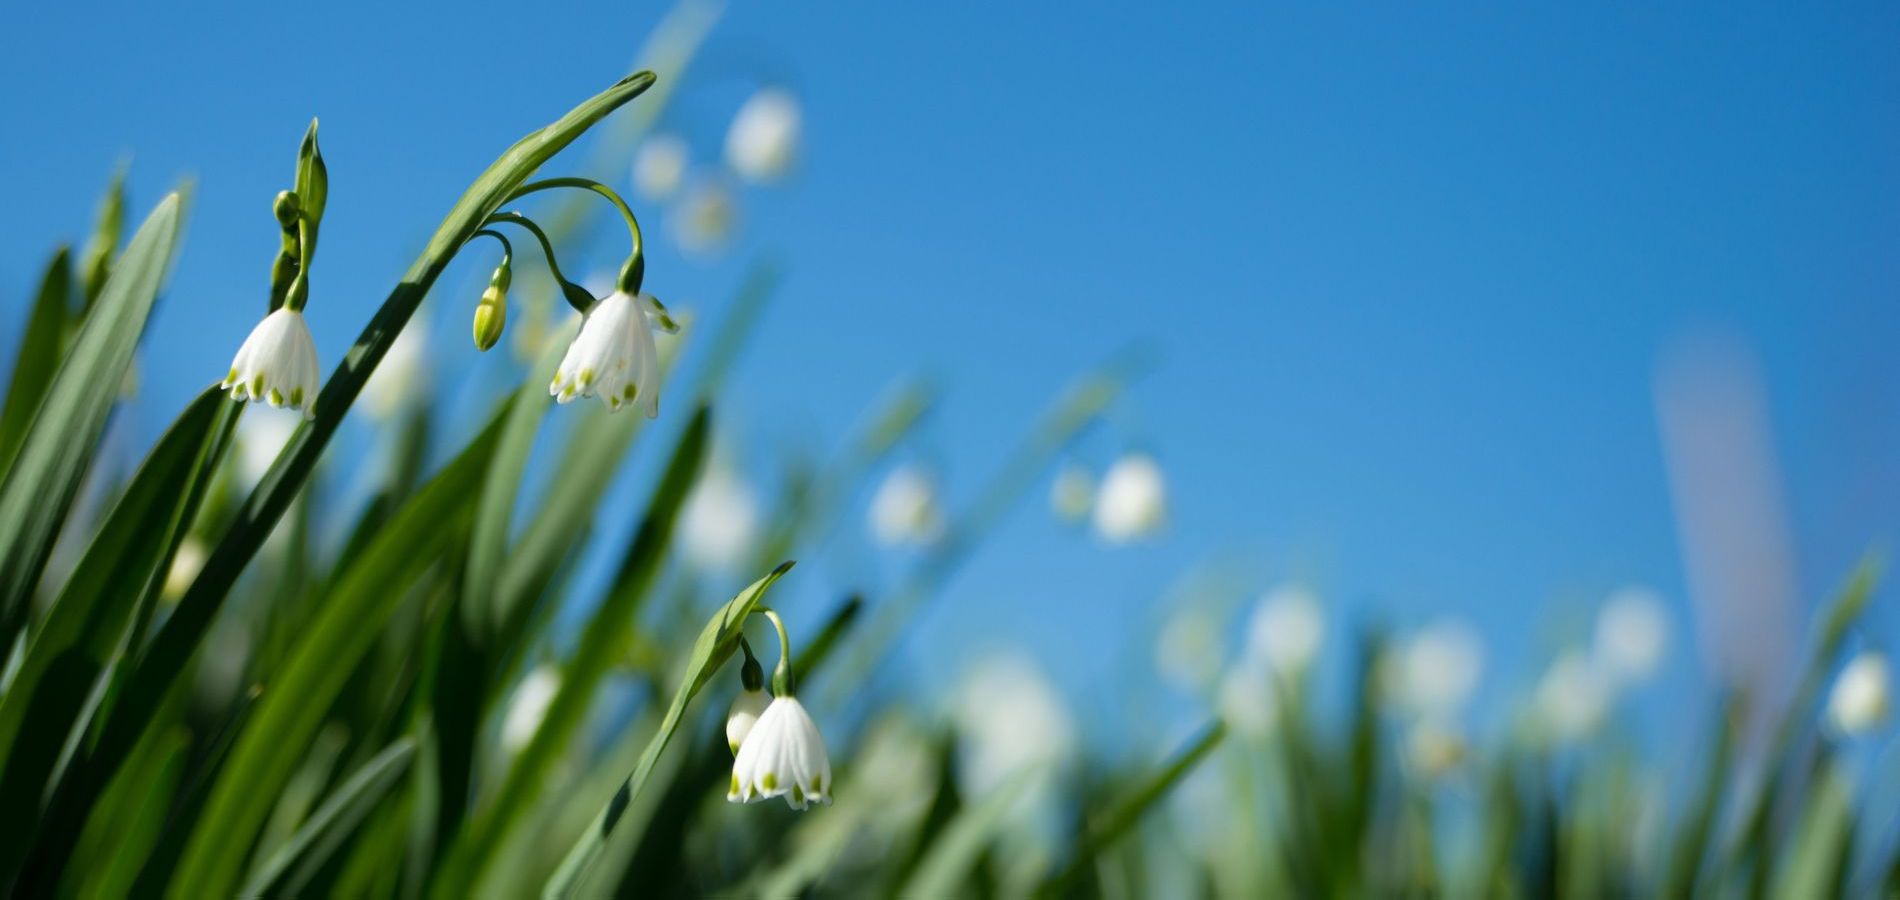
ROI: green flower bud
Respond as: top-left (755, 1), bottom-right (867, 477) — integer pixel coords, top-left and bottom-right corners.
top-left (473, 263), bottom-right (510, 352)
top-left (273, 190), bottom-right (302, 232)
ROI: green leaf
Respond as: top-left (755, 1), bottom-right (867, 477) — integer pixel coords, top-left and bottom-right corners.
top-left (0, 191), bottom-right (186, 645)
top-left (543, 559), bottom-right (797, 898)
top-left (240, 737), bottom-right (416, 898)
top-left (166, 401), bottom-right (511, 899)
top-left (78, 167), bottom-right (127, 307)
top-left (900, 767), bottom-right (1041, 898)
top-left (0, 248), bottom-right (74, 478)
top-left (67, 727), bottom-right (189, 900)
top-left (294, 119), bottom-right (328, 258)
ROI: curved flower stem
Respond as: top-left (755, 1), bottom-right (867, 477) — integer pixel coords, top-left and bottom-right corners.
top-left (466, 227), bottom-right (514, 263)
top-left (481, 212), bottom-right (590, 313)
top-left (756, 607), bottom-right (795, 695)
top-left (506, 177), bottom-right (646, 292)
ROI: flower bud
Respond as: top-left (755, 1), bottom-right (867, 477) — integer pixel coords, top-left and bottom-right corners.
top-left (272, 190), bottom-right (302, 232)
top-left (473, 263), bottom-right (510, 352)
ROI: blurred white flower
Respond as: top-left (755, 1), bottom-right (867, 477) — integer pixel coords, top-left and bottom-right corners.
top-left (1402, 718), bottom-right (1467, 780)
top-left (679, 465), bottom-right (761, 572)
top-left (671, 174), bottom-right (739, 254)
top-left (1533, 651), bottom-right (1611, 742)
top-left (1156, 606), bottom-right (1222, 692)
top-left (1393, 620), bottom-right (1485, 718)
top-left (632, 133), bottom-right (690, 201)
top-left (1594, 587), bottom-right (1670, 684)
top-left (501, 666), bottom-right (560, 752)
top-left (868, 465), bottom-right (945, 547)
top-left (235, 411), bottom-right (297, 484)
top-left (954, 653), bottom-right (1077, 796)
top-left (222, 307), bottom-right (321, 419)
top-left (1245, 584), bottom-right (1326, 676)
top-left (549, 291), bottom-right (678, 417)
top-left (162, 538), bottom-right (207, 601)
top-left (1049, 463), bottom-right (1094, 524)
top-left (1093, 453), bottom-right (1167, 543)
top-left (725, 688), bottom-right (769, 754)
top-left (850, 715), bottom-right (937, 824)
top-left (725, 87), bottom-right (801, 183)
top-left (1217, 664), bottom-right (1280, 738)
top-left (729, 695), bottom-right (832, 810)
top-left (362, 322), bottom-right (428, 420)
top-left (1826, 652), bottom-right (1890, 736)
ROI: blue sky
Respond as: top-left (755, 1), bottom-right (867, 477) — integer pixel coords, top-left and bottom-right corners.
top-left (2, 2), bottom-right (1897, 744)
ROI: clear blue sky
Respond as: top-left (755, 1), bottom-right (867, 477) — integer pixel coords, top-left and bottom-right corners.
top-left (3, 2), bottom-right (1897, 743)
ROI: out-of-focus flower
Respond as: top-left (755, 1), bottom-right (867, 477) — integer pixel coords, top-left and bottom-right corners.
top-left (1156, 605), bottom-right (1222, 692)
top-left (729, 695), bottom-right (832, 810)
top-left (725, 87), bottom-right (801, 183)
top-left (550, 291), bottom-right (678, 417)
top-left (1217, 664), bottom-right (1280, 738)
top-left (680, 465), bottom-right (761, 572)
top-left (236, 411), bottom-right (298, 484)
top-left (1245, 585), bottom-right (1326, 676)
top-left (725, 688), bottom-right (769, 754)
top-left (1391, 620), bottom-right (1484, 718)
top-left (632, 133), bottom-right (690, 201)
top-left (1403, 718), bottom-right (1466, 780)
top-left (222, 308), bottom-right (321, 419)
top-left (1533, 651), bottom-right (1611, 742)
top-left (1093, 453), bottom-right (1167, 543)
top-left (162, 538), bottom-right (207, 601)
top-left (501, 666), bottom-right (560, 752)
top-left (362, 322), bottom-right (427, 420)
top-left (671, 174), bottom-right (739, 254)
top-left (850, 715), bottom-right (937, 824)
top-left (1049, 463), bottom-right (1094, 524)
top-left (953, 653), bottom-right (1077, 796)
top-left (1594, 587), bottom-right (1670, 684)
top-left (868, 465), bottom-right (945, 547)
top-left (1826, 652), bottom-right (1890, 736)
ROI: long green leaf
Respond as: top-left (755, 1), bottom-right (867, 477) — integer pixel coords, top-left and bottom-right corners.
top-left (543, 559), bottom-right (796, 898)
top-left (900, 768), bottom-right (1041, 898)
top-left (68, 727), bottom-right (189, 900)
top-left (1037, 722), bottom-right (1227, 897)
top-left (0, 247), bottom-right (74, 478)
top-left (166, 401), bottom-right (510, 898)
top-left (0, 192), bottom-right (185, 644)
top-left (240, 737), bottom-right (417, 898)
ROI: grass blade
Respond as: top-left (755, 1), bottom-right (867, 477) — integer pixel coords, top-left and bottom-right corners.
top-left (0, 248), bottom-right (74, 478)
top-left (240, 738), bottom-right (417, 898)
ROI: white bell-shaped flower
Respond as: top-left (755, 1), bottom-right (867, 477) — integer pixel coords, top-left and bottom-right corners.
top-left (549, 290), bottom-right (676, 416)
top-left (868, 465), bottom-right (945, 547)
top-left (728, 695), bottom-right (832, 809)
top-left (1533, 651), bottom-right (1612, 742)
top-left (1093, 453), bottom-right (1167, 543)
top-left (633, 133), bottom-right (689, 201)
top-left (1826, 652), bottom-right (1891, 736)
top-left (1245, 584), bottom-right (1326, 676)
top-left (1594, 587), bottom-right (1670, 684)
top-left (725, 688), bottom-right (770, 755)
top-left (725, 87), bottom-right (801, 183)
top-left (1390, 620), bottom-right (1485, 718)
top-left (222, 307), bottom-right (321, 419)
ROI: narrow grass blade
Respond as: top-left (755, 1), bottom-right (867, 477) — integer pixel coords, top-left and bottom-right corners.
top-left (0, 248), bottom-right (74, 478)
top-left (899, 767), bottom-right (1040, 898)
top-left (0, 192), bottom-right (186, 644)
top-left (240, 738), bottom-right (417, 898)
top-left (66, 727), bottom-right (189, 900)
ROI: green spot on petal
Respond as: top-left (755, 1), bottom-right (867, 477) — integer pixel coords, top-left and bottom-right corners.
top-left (730, 773), bottom-right (740, 794)
top-left (762, 772), bottom-right (777, 791)
top-left (792, 785), bottom-right (805, 805)
top-left (290, 386), bottom-right (304, 405)
top-left (269, 388), bottom-right (284, 406)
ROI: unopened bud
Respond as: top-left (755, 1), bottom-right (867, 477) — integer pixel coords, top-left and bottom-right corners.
top-left (273, 190), bottom-right (301, 231)
top-left (472, 264), bottom-right (510, 352)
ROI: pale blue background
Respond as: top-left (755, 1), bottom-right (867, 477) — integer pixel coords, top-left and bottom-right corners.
top-left (2, 2), bottom-right (1897, 746)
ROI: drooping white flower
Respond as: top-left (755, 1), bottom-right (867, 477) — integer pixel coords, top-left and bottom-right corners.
top-left (222, 307), bottom-right (321, 419)
top-left (549, 290), bottom-right (677, 416)
top-left (1391, 620), bottom-right (1485, 718)
top-left (671, 174), bottom-right (739, 255)
top-left (725, 87), bottom-right (801, 183)
top-left (1245, 584), bottom-right (1326, 676)
top-left (1533, 651), bottom-right (1612, 742)
top-left (632, 133), bottom-right (690, 201)
top-left (869, 465), bottom-right (945, 547)
top-left (235, 410), bottom-right (297, 485)
top-left (1092, 453), bottom-right (1167, 543)
top-left (1594, 587), bottom-right (1670, 684)
top-left (729, 695), bottom-right (832, 809)
top-left (725, 688), bottom-right (770, 755)
top-left (1049, 463), bottom-right (1094, 524)
top-left (1403, 718), bottom-right (1466, 780)
top-left (1826, 652), bottom-right (1891, 736)
top-left (1217, 664), bottom-right (1280, 738)
top-left (501, 666), bottom-right (560, 752)
top-left (680, 465), bottom-right (761, 572)
top-left (162, 538), bottom-right (207, 601)
top-left (953, 653), bottom-right (1077, 796)
top-left (362, 322), bottom-right (428, 420)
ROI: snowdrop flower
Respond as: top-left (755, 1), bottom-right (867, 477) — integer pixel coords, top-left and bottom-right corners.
top-left (1594, 587), bottom-right (1670, 684)
top-left (954, 653), bottom-right (1077, 796)
top-left (162, 538), bottom-right (207, 601)
top-left (725, 87), bottom-right (801, 183)
top-left (725, 688), bottom-right (769, 754)
top-left (729, 695), bottom-right (832, 809)
top-left (221, 307), bottom-right (321, 419)
top-left (1217, 664), bottom-right (1280, 738)
top-left (1403, 718), bottom-right (1467, 780)
top-left (869, 465), bottom-right (945, 547)
top-left (1245, 585), bottom-right (1326, 676)
top-left (235, 411), bottom-right (297, 484)
top-left (501, 666), bottom-right (560, 752)
top-left (632, 133), bottom-right (689, 201)
top-left (1533, 651), bottom-right (1611, 742)
top-left (549, 290), bottom-right (677, 416)
top-left (680, 465), bottom-right (761, 572)
top-left (1093, 453), bottom-right (1167, 543)
top-left (1049, 463), bottom-right (1094, 524)
top-left (362, 322), bottom-right (427, 420)
top-left (1826, 652), bottom-right (1890, 736)
top-left (671, 175), bottom-right (739, 255)
top-left (1392, 620), bottom-right (1484, 718)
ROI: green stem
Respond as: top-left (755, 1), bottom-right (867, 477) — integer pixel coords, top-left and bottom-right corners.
top-left (467, 228), bottom-right (514, 263)
top-left (757, 608), bottom-right (794, 695)
top-left (507, 178), bottom-right (645, 292)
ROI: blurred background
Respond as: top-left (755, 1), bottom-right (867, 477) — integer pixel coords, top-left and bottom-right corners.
top-left (2, 3), bottom-right (1899, 890)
